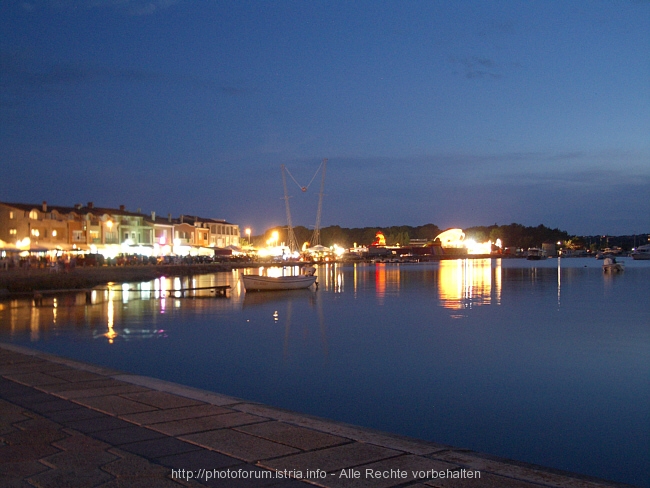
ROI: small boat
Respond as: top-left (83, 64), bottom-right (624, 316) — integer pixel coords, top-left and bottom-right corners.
top-left (631, 244), bottom-right (650, 260)
top-left (602, 257), bottom-right (625, 273)
top-left (526, 248), bottom-right (545, 260)
top-left (241, 267), bottom-right (317, 292)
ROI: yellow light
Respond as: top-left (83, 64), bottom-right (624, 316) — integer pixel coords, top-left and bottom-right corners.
top-left (106, 220), bottom-right (113, 229)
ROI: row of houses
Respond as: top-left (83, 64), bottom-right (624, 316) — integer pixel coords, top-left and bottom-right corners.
top-left (0, 201), bottom-right (241, 258)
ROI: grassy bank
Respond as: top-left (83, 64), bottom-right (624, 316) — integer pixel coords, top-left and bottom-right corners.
top-left (0, 264), bottom-right (239, 294)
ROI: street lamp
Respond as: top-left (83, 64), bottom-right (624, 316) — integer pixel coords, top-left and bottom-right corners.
top-left (245, 228), bottom-right (251, 246)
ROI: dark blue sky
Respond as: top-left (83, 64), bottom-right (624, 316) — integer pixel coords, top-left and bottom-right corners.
top-left (1, 1), bottom-right (649, 236)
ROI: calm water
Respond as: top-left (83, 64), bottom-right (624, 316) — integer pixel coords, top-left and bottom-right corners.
top-left (1, 258), bottom-right (649, 487)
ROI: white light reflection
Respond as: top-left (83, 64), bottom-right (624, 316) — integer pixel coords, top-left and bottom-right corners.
top-left (122, 283), bottom-right (130, 303)
top-left (106, 294), bottom-right (116, 343)
top-left (30, 306), bottom-right (39, 341)
top-left (557, 257), bottom-right (561, 308)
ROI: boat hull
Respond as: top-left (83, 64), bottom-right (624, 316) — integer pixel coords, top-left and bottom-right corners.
top-left (603, 264), bottom-right (625, 272)
top-left (241, 274), bottom-right (317, 291)
top-left (631, 253), bottom-right (650, 260)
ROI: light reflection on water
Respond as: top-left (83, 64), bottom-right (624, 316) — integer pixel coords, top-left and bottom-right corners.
top-left (1, 258), bottom-right (649, 487)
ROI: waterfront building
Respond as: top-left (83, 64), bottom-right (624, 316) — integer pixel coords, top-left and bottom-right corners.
top-left (0, 201), bottom-right (240, 258)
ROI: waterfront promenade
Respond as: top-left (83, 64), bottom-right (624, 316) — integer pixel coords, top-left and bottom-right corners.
top-left (0, 343), bottom-right (635, 488)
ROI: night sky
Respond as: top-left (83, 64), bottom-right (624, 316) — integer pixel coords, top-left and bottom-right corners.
top-left (2, 1), bottom-right (649, 236)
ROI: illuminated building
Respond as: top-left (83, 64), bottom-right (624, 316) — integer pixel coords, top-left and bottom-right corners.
top-left (0, 201), bottom-right (240, 258)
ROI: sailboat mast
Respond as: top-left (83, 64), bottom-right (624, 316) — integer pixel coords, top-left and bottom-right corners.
top-left (281, 165), bottom-right (299, 253)
top-left (310, 158), bottom-right (328, 247)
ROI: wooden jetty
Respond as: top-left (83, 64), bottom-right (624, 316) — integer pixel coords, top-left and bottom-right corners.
top-left (32, 285), bottom-right (230, 306)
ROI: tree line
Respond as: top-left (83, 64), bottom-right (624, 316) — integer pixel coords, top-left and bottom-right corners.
top-left (257, 223), bottom-right (577, 250)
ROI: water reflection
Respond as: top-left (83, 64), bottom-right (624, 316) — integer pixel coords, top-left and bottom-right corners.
top-left (438, 258), bottom-right (499, 310)
top-left (0, 271), bottom-right (242, 344)
top-left (0, 259), bottom-right (637, 346)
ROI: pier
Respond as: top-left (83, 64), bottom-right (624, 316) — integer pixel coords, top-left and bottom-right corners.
top-left (30, 285), bottom-right (230, 306)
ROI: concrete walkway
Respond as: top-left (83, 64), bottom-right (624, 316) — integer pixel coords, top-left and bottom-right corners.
top-left (0, 343), bottom-right (635, 488)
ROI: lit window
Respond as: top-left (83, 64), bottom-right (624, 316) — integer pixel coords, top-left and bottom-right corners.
top-left (9, 211), bottom-right (14, 219)
top-left (9, 228), bottom-right (17, 235)
top-left (52, 230), bottom-right (57, 237)
top-left (31, 229), bottom-right (40, 237)
top-left (29, 210), bottom-right (38, 219)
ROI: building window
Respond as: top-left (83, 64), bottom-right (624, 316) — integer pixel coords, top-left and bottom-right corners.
top-left (31, 229), bottom-right (40, 237)
top-left (9, 211), bottom-right (14, 219)
top-left (72, 230), bottom-right (84, 242)
top-left (9, 228), bottom-right (17, 235)
top-left (29, 210), bottom-right (39, 219)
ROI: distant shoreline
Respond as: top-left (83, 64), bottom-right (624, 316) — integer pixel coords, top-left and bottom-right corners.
top-left (0, 255), bottom-right (511, 295)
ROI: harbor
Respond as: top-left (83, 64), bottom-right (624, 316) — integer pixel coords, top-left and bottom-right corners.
top-left (1, 259), bottom-right (648, 487)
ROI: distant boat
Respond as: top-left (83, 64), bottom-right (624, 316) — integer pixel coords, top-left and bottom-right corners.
top-left (526, 248), bottom-right (545, 260)
top-left (241, 267), bottom-right (317, 292)
top-left (602, 256), bottom-right (625, 273)
top-left (631, 244), bottom-right (650, 261)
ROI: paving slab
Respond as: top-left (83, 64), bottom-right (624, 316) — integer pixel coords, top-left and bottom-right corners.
top-left (39, 378), bottom-right (130, 393)
top-left (71, 394), bottom-right (160, 415)
top-left (120, 404), bottom-right (235, 426)
top-left (235, 421), bottom-right (349, 451)
top-left (47, 369), bottom-right (109, 382)
top-left (120, 391), bottom-right (206, 409)
top-left (3, 371), bottom-right (70, 386)
top-left (149, 412), bottom-right (268, 436)
top-left (89, 425), bottom-right (168, 445)
top-left (181, 429), bottom-right (301, 462)
top-left (259, 442), bottom-right (402, 475)
top-left (55, 384), bottom-right (151, 400)
top-left (65, 415), bottom-right (136, 434)
top-left (118, 436), bottom-right (203, 460)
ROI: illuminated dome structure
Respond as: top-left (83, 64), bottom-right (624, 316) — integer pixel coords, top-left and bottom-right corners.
top-left (435, 229), bottom-right (466, 249)
top-left (435, 228), bottom-right (501, 255)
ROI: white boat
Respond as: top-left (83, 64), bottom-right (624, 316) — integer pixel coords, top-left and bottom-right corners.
top-left (241, 268), bottom-right (317, 291)
top-left (526, 248), bottom-right (545, 260)
top-left (602, 257), bottom-right (625, 273)
top-left (631, 244), bottom-right (650, 260)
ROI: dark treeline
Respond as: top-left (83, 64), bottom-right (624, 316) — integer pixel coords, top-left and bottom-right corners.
top-left (255, 223), bottom-right (601, 250)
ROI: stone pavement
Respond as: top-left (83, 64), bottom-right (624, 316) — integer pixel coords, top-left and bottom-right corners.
top-left (0, 343), bottom-right (635, 488)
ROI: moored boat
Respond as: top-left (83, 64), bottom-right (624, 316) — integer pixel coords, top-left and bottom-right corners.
top-left (631, 244), bottom-right (650, 260)
top-left (602, 257), bottom-right (625, 273)
top-left (526, 248), bottom-right (545, 260)
top-left (241, 268), bottom-right (317, 291)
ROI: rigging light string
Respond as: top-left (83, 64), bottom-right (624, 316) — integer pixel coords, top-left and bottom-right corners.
top-left (284, 160), bottom-right (324, 192)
